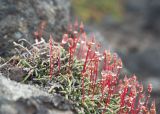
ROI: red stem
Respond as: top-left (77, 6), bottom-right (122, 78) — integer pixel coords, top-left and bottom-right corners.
top-left (69, 47), bottom-right (72, 67)
top-left (49, 35), bottom-right (53, 80)
top-left (58, 50), bottom-right (61, 73)
top-left (92, 60), bottom-right (99, 100)
top-left (81, 46), bottom-right (91, 103)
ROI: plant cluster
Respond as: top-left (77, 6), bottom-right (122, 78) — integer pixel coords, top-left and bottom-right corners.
top-left (7, 21), bottom-right (156, 114)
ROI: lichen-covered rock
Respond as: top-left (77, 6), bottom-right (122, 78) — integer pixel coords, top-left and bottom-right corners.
top-left (0, 75), bottom-right (76, 114)
top-left (0, 0), bottom-right (70, 57)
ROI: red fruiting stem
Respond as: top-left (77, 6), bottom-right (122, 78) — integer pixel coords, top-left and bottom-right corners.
top-left (61, 34), bottom-right (68, 44)
top-left (88, 68), bottom-right (93, 96)
top-left (113, 53), bottom-right (117, 67)
top-left (120, 86), bottom-right (128, 110)
top-left (130, 97), bottom-right (136, 114)
top-left (77, 43), bottom-right (83, 59)
top-left (82, 45), bottom-right (91, 72)
top-left (82, 72), bottom-right (85, 103)
top-left (139, 83), bottom-right (143, 93)
top-left (145, 83), bottom-right (152, 107)
top-left (79, 32), bottom-right (87, 59)
top-left (148, 83), bottom-right (152, 93)
top-left (81, 45), bottom-right (91, 103)
top-left (49, 35), bottom-right (53, 80)
top-left (68, 23), bottom-right (72, 33)
top-left (113, 67), bottom-right (121, 85)
top-left (92, 60), bottom-right (99, 100)
top-left (58, 48), bottom-right (61, 73)
top-left (85, 52), bottom-right (96, 70)
top-left (74, 17), bottom-right (78, 31)
top-left (145, 94), bottom-right (150, 108)
top-left (136, 93), bottom-right (144, 113)
top-left (69, 47), bottom-right (72, 66)
top-left (103, 51), bottom-right (107, 70)
top-left (100, 78), bottom-right (105, 101)
top-left (68, 38), bottom-right (74, 67)
top-left (38, 21), bottom-right (46, 38)
top-left (80, 21), bottom-right (84, 33)
top-left (34, 21), bottom-right (46, 41)
top-left (87, 53), bottom-right (97, 96)
top-left (150, 100), bottom-right (156, 114)
top-left (105, 94), bottom-right (111, 108)
top-left (34, 31), bottom-right (39, 41)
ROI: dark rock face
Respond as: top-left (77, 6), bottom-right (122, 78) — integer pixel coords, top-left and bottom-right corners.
top-left (143, 0), bottom-right (160, 34)
top-left (124, 0), bottom-right (147, 12)
top-left (125, 48), bottom-right (160, 77)
top-left (124, 0), bottom-right (160, 34)
top-left (0, 0), bottom-right (70, 57)
top-left (0, 75), bottom-right (75, 114)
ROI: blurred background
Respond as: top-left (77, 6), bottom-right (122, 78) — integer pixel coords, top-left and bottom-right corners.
top-left (71, 0), bottom-right (160, 110)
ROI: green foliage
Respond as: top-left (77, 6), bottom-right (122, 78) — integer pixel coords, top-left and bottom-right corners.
top-left (9, 39), bottom-right (121, 114)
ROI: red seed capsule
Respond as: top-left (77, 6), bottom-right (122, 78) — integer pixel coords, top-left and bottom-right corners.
top-left (80, 22), bottom-right (84, 33)
top-left (148, 83), bottom-right (152, 93)
top-left (62, 34), bottom-right (68, 44)
top-left (139, 83), bottom-right (143, 93)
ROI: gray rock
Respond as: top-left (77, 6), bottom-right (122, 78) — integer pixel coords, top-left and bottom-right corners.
top-left (0, 75), bottom-right (76, 114)
top-left (0, 74), bottom-right (49, 100)
top-left (0, 0), bottom-right (70, 57)
top-left (124, 0), bottom-right (160, 34)
top-left (143, 0), bottom-right (160, 34)
top-left (124, 0), bottom-right (147, 12)
top-left (125, 48), bottom-right (160, 78)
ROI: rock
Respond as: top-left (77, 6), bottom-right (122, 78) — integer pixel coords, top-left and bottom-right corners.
top-left (124, 0), bottom-right (147, 12)
top-left (0, 63), bottom-right (29, 82)
top-left (0, 97), bottom-right (75, 114)
top-left (0, 0), bottom-right (70, 57)
top-left (143, 0), bottom-right (160, 34)
top-left (8, 67), bottom-right (27, 82)
top-left (0, 75), bottom-right (76, 114)
top-left (123, 48), bottom-right (160, 92)
top-left (125, 48), bottom-right (160, 78)
top-left (124, 0), bottom-right (160, 34)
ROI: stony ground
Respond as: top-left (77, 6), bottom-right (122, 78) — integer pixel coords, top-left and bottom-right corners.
top-left (0, 75), bottom-right (76, 114)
